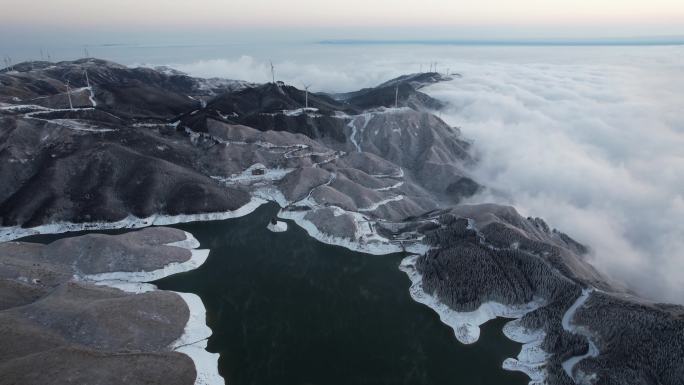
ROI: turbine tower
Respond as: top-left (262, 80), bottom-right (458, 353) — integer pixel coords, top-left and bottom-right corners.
top-left (302, 83), bottom-right (312, 109)
top-left (3, 55), bottom-right (13, 71)
top-left (65, 80), bottom-right (74, 110)
top-left (270, 60), bottom-right (275, 84)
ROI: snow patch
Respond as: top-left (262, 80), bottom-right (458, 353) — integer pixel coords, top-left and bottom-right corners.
top-left (86, 86), bottom-right (97, 107)
top-left (213, 164), bottom-right (294, 185)
top-left (194, 77), bottom-right (253, 94)
top-left (0, 197), bottom-right (266, 242)
top-left (282, 107), bottom-right (321, 117)
top-left (347, 113), bottom-right (372, 152)
top-left (358, 195), bottom-right (404, 212)
top-left (171, 292), bottom-right (224, 385)
top-left (370, 167), bottom-right (404, 179)
top-left (375, 180), bottom-right (404, 191)
top-left (561, 289), bottom-right (599, 382)
top-left (47, 119), bottom-right (116, 132)
top-left (502, 318), bottom-right (549, 384)
top-left (267, 220), bottom-right (288, 233)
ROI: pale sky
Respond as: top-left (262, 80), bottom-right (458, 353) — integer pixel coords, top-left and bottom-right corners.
top-left (1, 0), bottom-right (684, 44)
top-left (3, 0), bottom-right (684, 27)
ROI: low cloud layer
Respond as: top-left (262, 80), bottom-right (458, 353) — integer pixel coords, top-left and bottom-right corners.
top-left (425, 57), bottom-right (684, 304)
top-left (170, 46), bottom-right (684, 303)
top-left (171, 54), bottom-right (402, 93)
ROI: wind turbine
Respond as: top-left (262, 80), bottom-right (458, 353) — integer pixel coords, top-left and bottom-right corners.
top-left (65, 80), bottom-right (73, 110)
top-left (270, 60), bottom-right (275, 84)
top-left (3, 55), bottom-right (13, 71)
top-left (302, 83), bottom-right (312, 109)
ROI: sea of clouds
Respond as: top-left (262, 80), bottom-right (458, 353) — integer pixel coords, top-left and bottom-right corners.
top-left (428, 57), bottom-right (684, 304)
top-left (168, 45), bottom-right (684, 303)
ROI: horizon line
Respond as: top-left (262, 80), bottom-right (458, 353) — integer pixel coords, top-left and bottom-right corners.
top-left (319, 36), bottom-right (684, 46)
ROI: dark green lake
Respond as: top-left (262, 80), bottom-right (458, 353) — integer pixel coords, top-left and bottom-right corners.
top-left (24, 203), bottom-right (529, 385)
